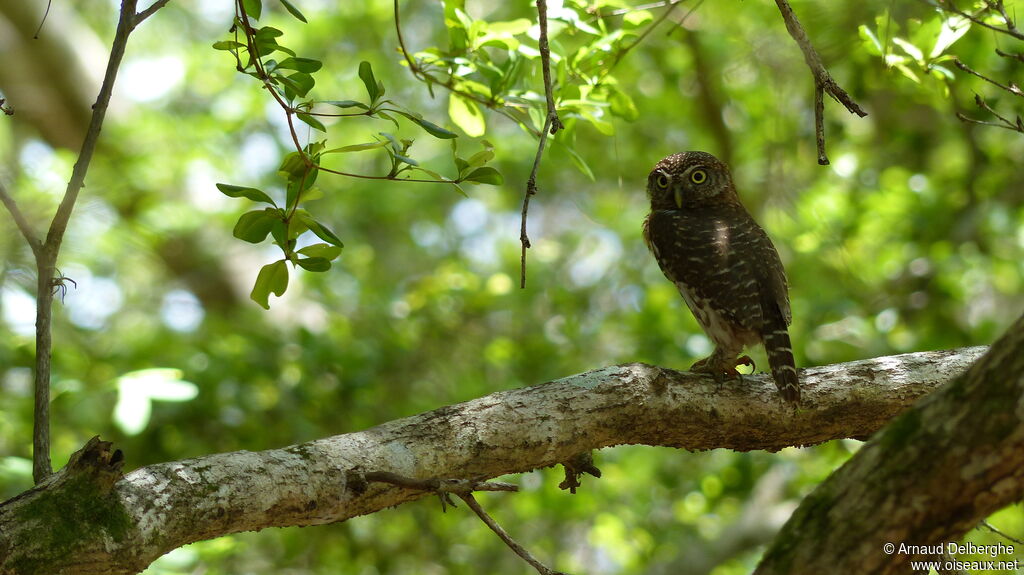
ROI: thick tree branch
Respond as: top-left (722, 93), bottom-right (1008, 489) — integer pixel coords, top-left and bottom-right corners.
top-left (0, 347), bottom-right (986, 575)
top-left (756, 318), bottom-right (1024, 574)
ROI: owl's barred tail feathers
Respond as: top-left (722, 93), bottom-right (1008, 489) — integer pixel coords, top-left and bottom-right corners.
top-left (763, 328), bottom-right (800, 403)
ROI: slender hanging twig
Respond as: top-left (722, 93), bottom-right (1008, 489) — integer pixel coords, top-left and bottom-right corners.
top-left (520, 0), bottom-right (563, 289)
top-left (773, 0), bottom-right (868, 165)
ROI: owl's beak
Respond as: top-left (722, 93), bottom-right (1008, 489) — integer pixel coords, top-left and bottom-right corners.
top-left (673, 188), bottom-right (683, 209)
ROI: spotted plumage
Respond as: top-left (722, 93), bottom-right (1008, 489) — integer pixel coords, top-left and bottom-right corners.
top-left (642, 151), bottom-right (800, 403)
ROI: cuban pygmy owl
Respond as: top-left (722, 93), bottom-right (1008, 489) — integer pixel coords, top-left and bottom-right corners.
top-left (642, 151), bottom-right (800, 403)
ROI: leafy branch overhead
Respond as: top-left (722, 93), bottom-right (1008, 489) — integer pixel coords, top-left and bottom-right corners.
top-left (860, 1), bottom-right (1024, 134)
top-left (213, 0), bottom-right (503, 308)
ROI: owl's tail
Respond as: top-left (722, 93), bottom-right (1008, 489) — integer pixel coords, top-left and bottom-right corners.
top-left (764, 327), bottom-right (800, 403)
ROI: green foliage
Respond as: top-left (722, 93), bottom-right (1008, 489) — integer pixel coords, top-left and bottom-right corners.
top-left (1, 0), bottom-right (1024, 574)
top-left (215, 0), bottom-right (504, 305)
top-left (858, 12), bottom-right (969, 89)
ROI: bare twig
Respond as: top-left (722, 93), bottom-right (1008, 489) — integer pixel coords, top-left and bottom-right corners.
top-left (33, 0), bottom-right (53, 39)
top-left (20, 0), bottom-right (163, 484)
top-left (773, 0), bottom-right (868, 165)
top-left (814, 84), bottom-right (827, 164)
top-left (979, 520), bottom-right (1024, 546)
top-left (363, 471), bottom-right (558, 572)
top-left (0, 182), bottom-right (42, 256)
top-left (458, 493), bottom-right (569, 575)
top-left (955, 112), bottom-right (1024, 132)
top-left (995, 48), bottom-right (1024, 63)
top-left (134, 0), bottom-right (172, 27)
top-left (520, 0), bottom-right (563, 289)
top-left (934, 0), bottom-right (1024, 40)
top-left (953, 59), bottom-right (1024, 97)
top-left (956, 94), bottom-right (1024, 133)
top-left (987, 0), bottom-right (1019, 35)
top-left (363, 470), bottom-right (559, 573)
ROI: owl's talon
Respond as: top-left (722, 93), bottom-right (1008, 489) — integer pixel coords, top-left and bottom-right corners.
top-left (690, 357), bottom-right (742, 381)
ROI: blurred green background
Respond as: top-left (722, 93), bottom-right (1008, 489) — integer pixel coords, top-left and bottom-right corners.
top-left (1, 1), bottom-right (1022, 573)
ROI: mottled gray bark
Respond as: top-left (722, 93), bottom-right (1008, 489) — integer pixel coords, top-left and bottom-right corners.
top-left (756, 318), bottom-right (1024, 574)
top-left (0, 347), bottom-right (990, 575)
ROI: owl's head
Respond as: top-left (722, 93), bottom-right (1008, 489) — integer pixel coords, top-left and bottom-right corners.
top-left (646, 151), bottom-right (737, 210)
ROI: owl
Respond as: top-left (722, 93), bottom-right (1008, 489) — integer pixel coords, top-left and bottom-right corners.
top-left (642, 151), bottom-right (800, 403)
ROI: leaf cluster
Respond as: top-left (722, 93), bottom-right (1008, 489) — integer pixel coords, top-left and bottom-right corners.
top-left (212, 0), bottom-right (504, 307)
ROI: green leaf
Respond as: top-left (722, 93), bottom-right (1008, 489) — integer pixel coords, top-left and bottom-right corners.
top-left (278, 72), bottom-right (315, 98)
top-left (409, 166), bottom-right (446, 180)
top-left (251, 260), bottom-right (289, 309)
top-left (931, 17), bottom-right (970, 59)
top-left (300, 186), bottom-right (323, 202)
top-left (296, 112), bottom-right (326, 132)
top-left (216, 183), bottom-right (277, 206)
top-left (323, 100), bottom-right (369, 110)
top-left (623, 10), bottom-right (653, 27)
top-left (464, 149), bottom-right (494, 171)
top-left (278, 151), bottom-right (311, 178)
top-left (270, 218), bottom-right (288, 248)
top-left (858, 25), bottom-right (883, 57)
top-left (277, 0), bottom-right (307, 22)
top-left (233, 209), bottom-right (282, 243)
top-left (375, 110), bottom-right (401, 130)
top-left (298, 243), bottom-right (343, 260)
top-left (895, 63), bottom-right (921, 83)
top-left (324, 141), bottom-right (389, 153)
top-left (242, 0), bottom-right (262, 20)
top-left (448, 94), bottom-right (485, 137)
top-left (277, 57), bottom-right (322, 73)
top-left (444, 2), bottom-right (470, 52)
top-left (463, 166), bottom-right (503, 185)
top-left (255, 26), bottom-right (284, 39)
top-left (296, 257), bottom-right (332, 272)
top-left (390, 110), bottom-right (458, 139)
top-left (359, 61), bottom-right (381, 103)
top-left (581, 110), bottom-right (615, 136)
top-left (212, 40), bottom-right (246, 51)
top-left (929, 64), bottom-right (955, 81)
top-left (608, 88), bottom-right (639, 121)
top-left (380, 132), bottom-right (401, 150)
top-left (892, 37), bottom-right (923, 64)
top-left (296, 212), bottom-right (344, 247)
top-left (286, 166), bottom-right (318, 209)
top-left (569, 151), bottom-right (595, 181)
top-left (393, 153), bottom-right (419, 166)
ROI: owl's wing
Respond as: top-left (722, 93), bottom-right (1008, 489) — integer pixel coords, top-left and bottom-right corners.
top-left (751, 222), bottom-right (792, 327)
top-left (647, 210), bottom-right (769, 331)
top-left (647, 209), bottom-right (793, 332)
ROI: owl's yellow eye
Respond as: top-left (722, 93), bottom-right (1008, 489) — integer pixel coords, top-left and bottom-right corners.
top-left (690, 169), bottom-right (707, 184)
top-left (654, 173), bottom-right (670, 189)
